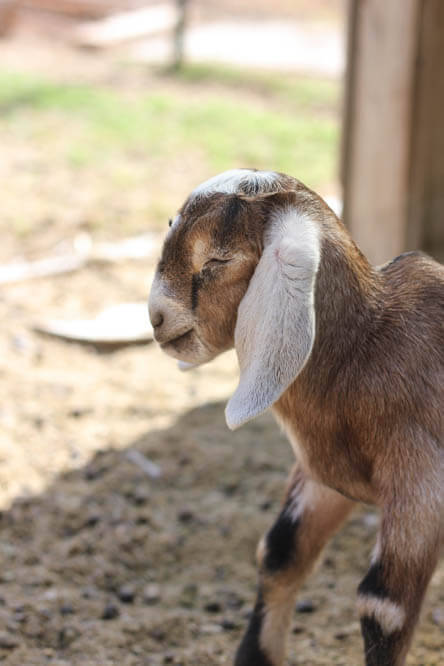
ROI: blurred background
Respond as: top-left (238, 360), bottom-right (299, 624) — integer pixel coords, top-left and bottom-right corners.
top-left (0, 1), bottom-right (442, 665)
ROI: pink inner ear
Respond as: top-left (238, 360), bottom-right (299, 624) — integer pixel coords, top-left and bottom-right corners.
top-left (274, 247), bottom-right (281, 261)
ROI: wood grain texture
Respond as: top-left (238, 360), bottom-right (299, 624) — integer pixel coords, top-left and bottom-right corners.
top-left (407, 0), bottom-right (444, 261)
top-left (342, 0), bottom-right (419, 264)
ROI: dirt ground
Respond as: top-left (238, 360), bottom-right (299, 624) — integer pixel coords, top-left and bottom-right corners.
top-left (0, 6), bottom-right (443, 666)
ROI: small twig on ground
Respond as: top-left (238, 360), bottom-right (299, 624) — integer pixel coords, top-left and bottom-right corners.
top-left (125, 449), bottom-right (163, 479)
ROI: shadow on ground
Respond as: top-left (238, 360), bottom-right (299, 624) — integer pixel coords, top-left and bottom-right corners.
top-left (0, 402), bottom-right (442, 666)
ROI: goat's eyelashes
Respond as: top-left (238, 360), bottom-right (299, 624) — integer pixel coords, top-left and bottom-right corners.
top-left (203, 257), bottom-right (231, 270)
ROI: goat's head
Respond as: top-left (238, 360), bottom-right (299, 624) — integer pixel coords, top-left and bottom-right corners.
top-left (149, 169), bottom-right (337, 429)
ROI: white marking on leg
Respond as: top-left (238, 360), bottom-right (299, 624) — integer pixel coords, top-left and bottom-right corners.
top-left (357, 595), bottom-right (406, 634)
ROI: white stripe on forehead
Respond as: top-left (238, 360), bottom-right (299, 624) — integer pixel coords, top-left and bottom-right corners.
top-left (191, 169), bottom-right (279, 197)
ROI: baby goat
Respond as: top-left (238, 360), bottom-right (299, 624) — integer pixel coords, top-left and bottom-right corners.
top-left (148, 169), bottom-right (444, 666)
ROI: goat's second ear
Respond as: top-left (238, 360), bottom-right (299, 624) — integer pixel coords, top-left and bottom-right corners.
top-left (225, 208), bottom-right (320, 430)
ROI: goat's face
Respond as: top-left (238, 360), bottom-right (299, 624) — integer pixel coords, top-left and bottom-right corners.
top-left (149, 169), bottom-right (325, 429)
top-left (148, 188), bottom-right (265, 366)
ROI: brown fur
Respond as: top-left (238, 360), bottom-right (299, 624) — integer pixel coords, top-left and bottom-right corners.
top-left (154, 194), bottom-right (265, 359)
top-left (149, 173), bottom-right (444, 666)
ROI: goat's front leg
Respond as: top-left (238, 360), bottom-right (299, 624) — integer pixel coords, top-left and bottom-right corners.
top-left (357, 498), bottom-right (442, 666)
top-left (235, 466), bottom-right (355, 666)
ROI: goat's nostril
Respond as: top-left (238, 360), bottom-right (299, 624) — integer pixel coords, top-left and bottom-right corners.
top-left (151, 312), bottom-right (164, 328)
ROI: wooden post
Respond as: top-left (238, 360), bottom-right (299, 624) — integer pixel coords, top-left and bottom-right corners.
top-left (343, 0), bottom-right (444, 264)
top-left (407, 0), bottom-right (444, 262)
top-left (0, 0), bottom-right (18, 37)
top-left (342, 0), bottom-right (420, 264)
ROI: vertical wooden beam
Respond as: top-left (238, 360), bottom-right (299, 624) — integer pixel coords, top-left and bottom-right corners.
top-left (407, 0), bottom-right (444, 261)
top-left (342, 0), bottom-right (420, 264)
top-left (0, 0), bottom-right (17, 37)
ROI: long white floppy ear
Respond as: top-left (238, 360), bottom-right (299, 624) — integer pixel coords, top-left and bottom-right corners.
top-left (225, 206), bottom-right (321, 430)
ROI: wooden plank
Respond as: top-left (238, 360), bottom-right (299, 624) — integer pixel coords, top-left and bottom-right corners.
top-left (407, 0), bottom-right (444, 261)
top-left (342, 0), bottom-right (420, 264)
top-left (339, 0), bottom-right (358, 189)
top-left (73, 3), bottom-right (176, 49)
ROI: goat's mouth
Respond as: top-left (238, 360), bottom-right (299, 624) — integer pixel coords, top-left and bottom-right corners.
top-left (160, 328), bottom-right (194, 350)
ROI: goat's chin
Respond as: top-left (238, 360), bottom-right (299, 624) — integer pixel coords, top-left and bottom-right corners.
top-left (161, 332), bottom-right (215, 366)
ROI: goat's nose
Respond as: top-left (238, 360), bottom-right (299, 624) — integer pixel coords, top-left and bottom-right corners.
top-left (150, 309), bottom-right (164, 329)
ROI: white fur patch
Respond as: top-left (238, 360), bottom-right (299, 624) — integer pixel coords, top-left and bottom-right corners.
top-left (370, 538), bottom-right (381, 565)
top-left (148, 272), bottom-right (171, 318)
top-left (357, 595), bottom-right (406, 634)
top-left (284, 476), bottom-right (307, 523)
top-left (225, 208), bottom-right (321, 430)
top-left (284, 477), bottom-right (323, 524)
top-left (268, 207), bottom-right (320, 280)
top-left (191, 238), bottom-right (207, 271)
top-left (191, 169), bottom-right (278, 197)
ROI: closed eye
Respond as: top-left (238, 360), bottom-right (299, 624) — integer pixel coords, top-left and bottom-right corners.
top-left (203, 257), bottom-right (231, 269)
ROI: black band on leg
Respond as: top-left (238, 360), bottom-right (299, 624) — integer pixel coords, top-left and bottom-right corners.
top-left (264, 510), bottom-right (300, 573)
top-left (358, 562), bottom-right (390, 599)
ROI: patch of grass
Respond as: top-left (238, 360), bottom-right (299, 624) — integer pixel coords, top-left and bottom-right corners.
top-left (0, 69), bottom-right (339, 237)
top-left (169, 62), bottom-right (340, 111)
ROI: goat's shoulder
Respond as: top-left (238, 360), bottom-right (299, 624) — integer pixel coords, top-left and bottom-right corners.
top-left (379, 250), bottom-right (444, 291)
top-left (378, 251), bottom-right (444, 323)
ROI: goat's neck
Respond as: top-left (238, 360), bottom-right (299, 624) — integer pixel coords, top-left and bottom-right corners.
top-left (316, 232), bottom-right (381, 359)
top-left (281, 229), bottom-right (383, 410)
